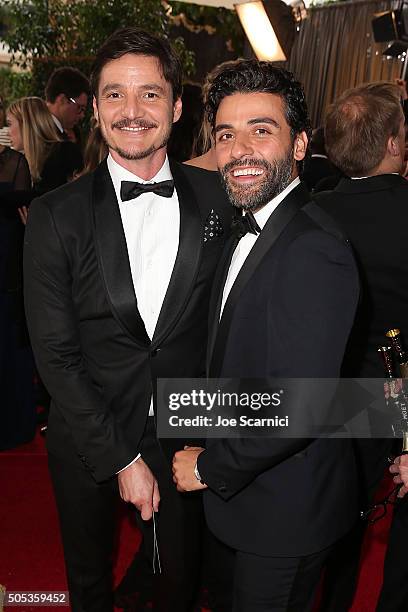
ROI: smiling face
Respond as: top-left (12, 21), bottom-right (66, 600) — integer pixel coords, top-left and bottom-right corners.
top-left (6, 112), bottom-right (23, 152)
top-left (93, 53), bottom-right (182, 178)
top-left (214, 92), bottom-right (307, 211)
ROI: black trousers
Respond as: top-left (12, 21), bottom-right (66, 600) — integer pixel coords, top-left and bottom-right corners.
top-left (231, 546), bottom-right (331, 612)
top-left (376, 495), bottom-right (408, 612)
top-left (48, 418), bottom-right (204, 612)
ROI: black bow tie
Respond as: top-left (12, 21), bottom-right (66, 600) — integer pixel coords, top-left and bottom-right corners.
top-left (120, 179), bottom-right (175, 201)
top-left (231, 211), bottom-right (261, 240)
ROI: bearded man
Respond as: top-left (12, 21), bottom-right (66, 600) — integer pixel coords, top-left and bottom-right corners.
top-left (173, 60), bottom-right (360, 612)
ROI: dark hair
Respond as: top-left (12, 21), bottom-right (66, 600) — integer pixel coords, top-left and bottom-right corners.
top-left (45, 67), bottom-right (90, 103)
top-left (168, 83), bottom-right (204, 161)
top-left (90, 27), bottom-right (182, 102)
top-left (325, 82), bottom-right (404, 177)
top-left (205, 59), bottom-right (311, 143)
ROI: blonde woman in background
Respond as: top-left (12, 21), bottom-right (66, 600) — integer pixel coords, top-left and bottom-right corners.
top-left (7, 96), bottom-right (83, 196)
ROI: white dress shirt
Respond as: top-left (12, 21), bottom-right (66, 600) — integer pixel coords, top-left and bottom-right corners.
top-left (220, 177), bottom-right (300, 318)
top-left (107, 154), bottom-right (180, 469)
top-left (51, 114), bottom-right (64, 134)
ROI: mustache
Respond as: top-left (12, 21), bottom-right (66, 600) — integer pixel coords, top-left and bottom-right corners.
top-left (221, 158), bottom-right (271, 174)
top-left (111, 118), bottom-right (158, 130)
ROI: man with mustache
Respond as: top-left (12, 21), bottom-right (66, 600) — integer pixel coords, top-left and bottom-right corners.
top-left (173, 60), bottom-right (360, 611)
top-left (23, 28), bottom-right (231, 611)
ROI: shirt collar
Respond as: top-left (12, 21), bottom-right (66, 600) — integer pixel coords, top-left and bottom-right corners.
top-left (252, 176), bottom-right (300, 230)
top-left (52, 114), bottom-right (64, 133)
top-left (351, 173), bottom-right (399, 180)
top-left (107, 153), bottom-right (173, 202)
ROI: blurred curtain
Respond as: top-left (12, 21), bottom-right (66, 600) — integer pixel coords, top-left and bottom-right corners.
top-left (286, 0), bottom-right (403, 127)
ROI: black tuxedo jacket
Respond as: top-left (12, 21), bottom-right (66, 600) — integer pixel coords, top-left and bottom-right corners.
top-left (24, 160), bottom-right (231, 483)
top-left (198, 183), bottom-right (360, 557)
top-left (315, 174), bottom-right (408, 377)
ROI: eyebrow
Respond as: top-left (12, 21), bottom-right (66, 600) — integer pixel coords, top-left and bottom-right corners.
top-left (215, 117), bottom-right (280, 133)
top-left (248, 117), bottom-right (280, 128)
top-left (100, 83), bottom-right (166, 96)
top-left (142, 83), bottom-right (166, 94)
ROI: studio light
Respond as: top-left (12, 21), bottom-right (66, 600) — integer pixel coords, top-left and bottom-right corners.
top-left (167, 0), bottom-right (298, 62)
top-left (235, 1), bottom-right (286, 61)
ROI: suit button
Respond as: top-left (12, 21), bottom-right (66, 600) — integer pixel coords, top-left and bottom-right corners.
top-left (151, 348), bottom-right (161, 357)
top-left (218, 483), bottom-right (227, 493)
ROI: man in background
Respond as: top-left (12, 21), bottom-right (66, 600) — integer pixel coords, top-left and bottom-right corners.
top-left (314, 81), bottom-right (408, 612)
top-left (45, 66), bottom-right (90, 144)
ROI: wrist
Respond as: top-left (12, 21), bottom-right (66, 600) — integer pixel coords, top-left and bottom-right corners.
top-left (194, 460), bottom-right (205, 485)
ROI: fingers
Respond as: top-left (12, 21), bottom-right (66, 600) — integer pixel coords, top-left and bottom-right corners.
top-left (18, 207), bottom-right (28, 225)
top-left (398, 484), bottom-right (408, 498)
top-left (140, 502), bottom-right (153, 521)
top-left (153, 479), bottom-right (160, 512)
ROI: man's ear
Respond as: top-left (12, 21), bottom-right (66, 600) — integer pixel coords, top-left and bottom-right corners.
top-left (93, 96), bottom-right (99, 124)
top-left (388, 134), bottom-right (402, 157)
top-left (293, 131), bottom-right (308, 161)
top-left (54, 93), bottom-right (66, 108)
top-left (173, 97), bottom-right (182, 124)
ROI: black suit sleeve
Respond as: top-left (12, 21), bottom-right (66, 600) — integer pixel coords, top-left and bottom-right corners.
top-left (198, 230), bottom-right (359, 499)
top-left (24, 197), bottom-right (137, 482)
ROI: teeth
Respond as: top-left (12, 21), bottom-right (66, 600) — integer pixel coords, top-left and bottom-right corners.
top-left (120, 126), bottom-right (149, 132)
top-left (233, 168), bottom-right (264, 177)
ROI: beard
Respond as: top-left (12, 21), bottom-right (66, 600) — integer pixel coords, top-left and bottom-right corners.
top-left (101, 117), bottom-right (172, 161)
top-left (219, 149), bottom-right (294, 211)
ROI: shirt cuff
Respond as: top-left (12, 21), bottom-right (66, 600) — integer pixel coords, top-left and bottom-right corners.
top-left (116, 453), bottom-right (141, 474)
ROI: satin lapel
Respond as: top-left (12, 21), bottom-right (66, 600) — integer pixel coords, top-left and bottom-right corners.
top-left (206, 233), bottom-right (238, 376)
top-left (209, 183), bottom-right (310, 376)
top-left (151, 161), bottom-right (202, 347)
top-left (92, 161), bottom-right (150, 347)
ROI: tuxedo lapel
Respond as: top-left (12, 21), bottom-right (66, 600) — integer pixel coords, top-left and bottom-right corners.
top-left (92, 161), bottom-right (150, 347)
top-left (206, 233), bottom-right (238, 375)
top-left (151, 160), bottom-right (203, 347)
top-left (208, 183), bottom-right (310, 376)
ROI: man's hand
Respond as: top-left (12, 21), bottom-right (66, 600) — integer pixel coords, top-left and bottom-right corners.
top-left (172, 446), bottom-right (207, 492)
top-left (118, 458), bottom-right (160, 520)
top-left (390, 454), bottom-right (408, 498)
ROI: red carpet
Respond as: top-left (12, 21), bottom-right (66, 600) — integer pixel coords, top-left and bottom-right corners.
top-left (0, 430), bottom-right (141, 611)
top-left (0, 430), bottom-right (393, 611)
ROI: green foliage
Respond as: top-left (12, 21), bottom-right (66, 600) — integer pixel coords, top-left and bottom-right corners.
top-left (2, 0), bottom-right (195, 74)
top-left (0, 67), bottom-right (32, 104)
top-left (169, 1), bottom-right (245, 56)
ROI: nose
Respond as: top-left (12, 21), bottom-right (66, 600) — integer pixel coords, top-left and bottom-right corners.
top-left (121, 94), bottom-right (144, 120)
top-left (230, 133), bottom-right (254, 160)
